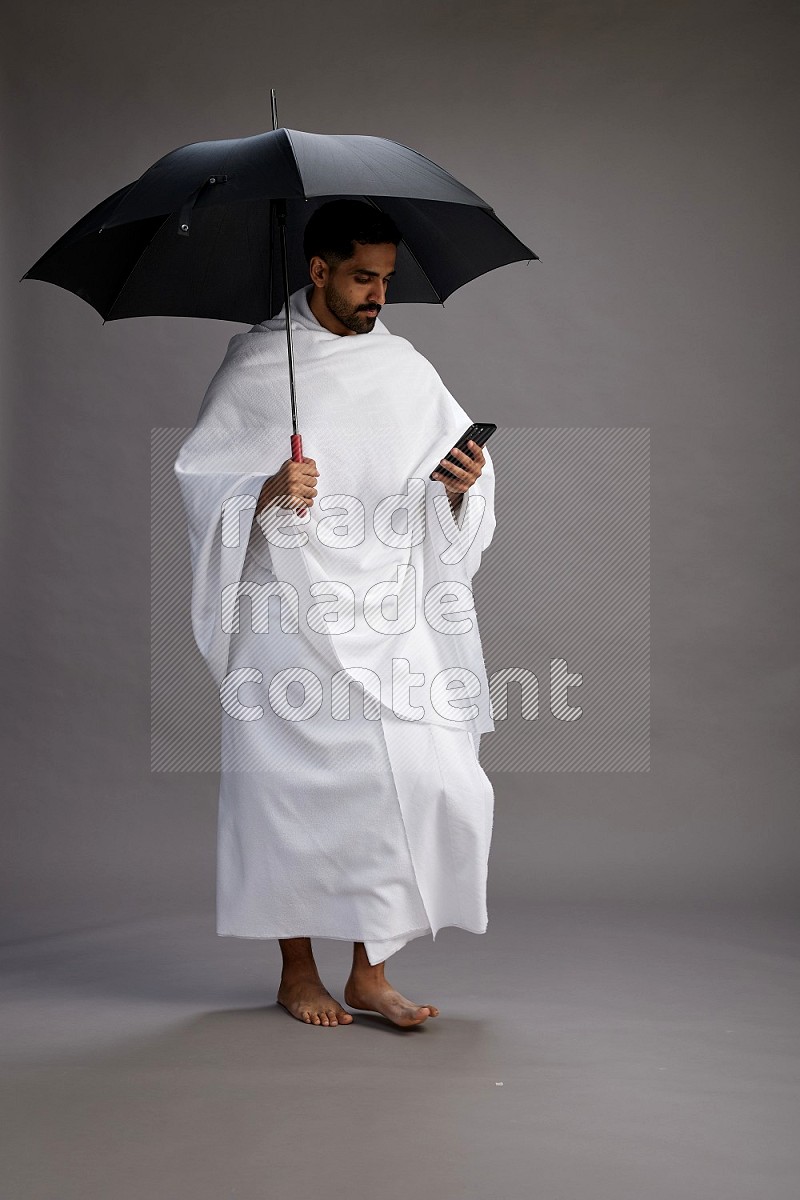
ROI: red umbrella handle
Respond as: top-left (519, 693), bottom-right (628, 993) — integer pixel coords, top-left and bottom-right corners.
top-left (290, 432), bottom-right (307, 518)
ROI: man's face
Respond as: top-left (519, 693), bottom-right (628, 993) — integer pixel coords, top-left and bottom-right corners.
top-left (311, 241), bottom-right (397, 335)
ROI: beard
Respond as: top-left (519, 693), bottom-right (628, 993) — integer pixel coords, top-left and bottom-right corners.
top-left (324, 280), bottom-right (380, 334)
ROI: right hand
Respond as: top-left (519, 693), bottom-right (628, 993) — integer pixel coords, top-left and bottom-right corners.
top-left (256, 456), bottom-right (319, 515)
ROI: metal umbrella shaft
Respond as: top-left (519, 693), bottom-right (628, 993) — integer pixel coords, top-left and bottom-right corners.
top-left (271, 90), bottom-right (306, 517)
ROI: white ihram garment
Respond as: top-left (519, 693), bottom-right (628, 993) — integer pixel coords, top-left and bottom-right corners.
top-left (174, 285), bottom-right (496, 965)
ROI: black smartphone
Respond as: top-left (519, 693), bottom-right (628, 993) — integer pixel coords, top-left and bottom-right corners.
top-left (430, 422), bottom-right (497, 482)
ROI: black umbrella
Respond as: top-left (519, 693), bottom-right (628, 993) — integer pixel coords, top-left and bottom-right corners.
top-left (22, 92), bottom-right (538, 510)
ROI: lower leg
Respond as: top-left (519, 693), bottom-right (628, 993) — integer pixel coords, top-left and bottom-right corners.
top-left (350, 940), bottom-right (385, 980)
top-left (279, 936), bottom-right (319, 978)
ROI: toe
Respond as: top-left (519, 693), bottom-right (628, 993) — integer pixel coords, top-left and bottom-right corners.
top-left (320, 1013), bottom-right (330, 1025)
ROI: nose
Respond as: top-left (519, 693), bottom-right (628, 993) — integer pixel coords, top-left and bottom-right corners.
top-left (368, 282), bottom-right (386, 306)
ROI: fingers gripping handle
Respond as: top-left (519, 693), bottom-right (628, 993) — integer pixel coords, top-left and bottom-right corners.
top-left (290, 432), bottom-right (306, 518)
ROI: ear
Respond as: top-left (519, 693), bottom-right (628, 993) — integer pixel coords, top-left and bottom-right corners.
top-left (309, 255), bottom-right (328, 288)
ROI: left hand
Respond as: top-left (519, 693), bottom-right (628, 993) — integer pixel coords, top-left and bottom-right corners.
top-left (431, 439), bottom-right (485, 496)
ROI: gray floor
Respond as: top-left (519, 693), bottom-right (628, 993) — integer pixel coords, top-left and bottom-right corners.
top-left (2, 901), bottom-right (798, 1199)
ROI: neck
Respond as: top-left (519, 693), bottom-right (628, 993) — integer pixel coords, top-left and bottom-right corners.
top-left (307, 285), bottom-right (358, 336)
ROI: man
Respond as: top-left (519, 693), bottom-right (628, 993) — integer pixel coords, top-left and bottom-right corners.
top-left (174, 199), bottom-right (496, 1029)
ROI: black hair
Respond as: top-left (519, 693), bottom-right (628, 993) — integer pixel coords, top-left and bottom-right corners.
top-left (303, 199), bottom-right (402, 266)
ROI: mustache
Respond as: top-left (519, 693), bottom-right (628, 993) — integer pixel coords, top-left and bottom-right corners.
top-left (358, 304), bottom-right (380, 313)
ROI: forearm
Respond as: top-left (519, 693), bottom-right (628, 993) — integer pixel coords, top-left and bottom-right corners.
top-left (446, 487), bottom-right (463, 516)
top-left (255, 474), bottom-right (278, 518)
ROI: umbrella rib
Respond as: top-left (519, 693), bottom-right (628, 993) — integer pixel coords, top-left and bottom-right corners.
top-left (363, 197), bottom-right (444, 305)
top-left (104, 213), bottom-right (173, 322)
top-left (382, 137), bottom-right (489, 208)
top-left (280, 129), bottom-right (306, 199)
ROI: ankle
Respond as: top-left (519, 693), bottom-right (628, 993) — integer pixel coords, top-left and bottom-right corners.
top-left (280, 963), bottom-right (320, 983)
top-left (348, 966), bottom-right (386, 985)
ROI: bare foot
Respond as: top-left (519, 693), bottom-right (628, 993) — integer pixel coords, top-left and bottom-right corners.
top-left (277, 974), bottom-right (354, 1026)
top-left (344, 976), bottom-right (440, 1027)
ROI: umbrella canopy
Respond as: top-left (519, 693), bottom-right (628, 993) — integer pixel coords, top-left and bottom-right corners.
top-left (22, 127), bottom-right (538, 324)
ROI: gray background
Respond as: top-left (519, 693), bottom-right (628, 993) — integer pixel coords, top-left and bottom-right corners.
top-left (3, 0), bottom-right (798, 931)
top-left (3, 4), bottom-right (800, 1198)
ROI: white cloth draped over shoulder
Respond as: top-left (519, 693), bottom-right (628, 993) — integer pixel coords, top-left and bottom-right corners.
top-left (173, 285), bottom-right (498, 964)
